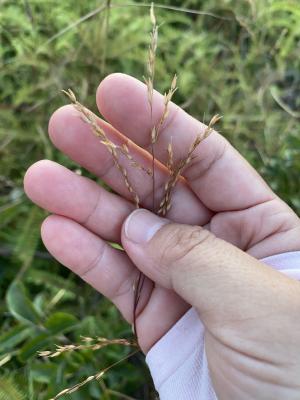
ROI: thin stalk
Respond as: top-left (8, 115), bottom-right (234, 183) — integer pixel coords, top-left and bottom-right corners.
top-left (132, 2), bottom-right (157, 338)
top-left (101, 0), bottom-right (111, 73)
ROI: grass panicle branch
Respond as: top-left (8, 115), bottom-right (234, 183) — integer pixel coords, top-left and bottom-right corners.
top-left (145, 2), bottom-right (158, 119)
top-left (144, 2), bottom-right (159, 214)
top-left (151, 74), bottom-right (177, 144)
top-left (62, 89), bottom-right (141, 208)
top-left (158, 114), bottom-right (221, 216)
top-left (39, 337), bottom-right (137, 358)
top-left (49, 350), bottom-right (139, 400)
top-left (63, 90), bottom-right (151, 176)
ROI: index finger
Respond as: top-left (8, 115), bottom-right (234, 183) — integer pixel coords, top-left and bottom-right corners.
top-left (97, 74), bottom-right (275, 212)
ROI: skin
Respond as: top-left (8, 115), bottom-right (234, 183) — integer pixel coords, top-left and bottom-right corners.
top-left (24, 74), bottom-right (300, 399)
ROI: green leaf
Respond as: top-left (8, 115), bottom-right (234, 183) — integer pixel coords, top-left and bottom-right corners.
top-left (0, 325), bottom-right (33, 353)
top-left (0, 376), bottom-right (25, 400)
top-left (29, 362), bottom-right (57, 384)
top-left (27, 269), bottom-right (76, 291)
top-left (45, 312), bottom-right (78, 334)
top-left (6, 281), bottom-right (41, 325)
top-left (18, 333), bottom-right (52, 362)
top-left (13, 206), bottom-right (44, 267)
top-left (18, 313), bottom-right (78, 362)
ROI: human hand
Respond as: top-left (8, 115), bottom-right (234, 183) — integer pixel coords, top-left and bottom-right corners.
top-left (24, 74), bottom-right (300, 397)
top-left (122, 208), bottom-right (300, 399)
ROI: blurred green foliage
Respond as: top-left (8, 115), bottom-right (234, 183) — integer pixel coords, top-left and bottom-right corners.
top-left (0, 0), bottom-right (299, 399)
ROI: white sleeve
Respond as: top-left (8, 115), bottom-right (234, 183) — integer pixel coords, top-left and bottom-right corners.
top-left (146, 251), bottom-right (300, 400)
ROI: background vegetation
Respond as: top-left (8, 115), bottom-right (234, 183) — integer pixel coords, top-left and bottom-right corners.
top-left (1, 0), bottom-right (299, 399)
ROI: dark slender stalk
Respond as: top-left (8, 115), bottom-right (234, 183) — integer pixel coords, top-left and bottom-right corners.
top-left (133, 2), bottom-right (156, 341)
top-left (133, 271), bottom-right (145, 337)
top-left (151, 142), bottom-right (156, 212)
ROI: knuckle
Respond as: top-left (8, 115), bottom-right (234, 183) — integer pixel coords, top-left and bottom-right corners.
top-left (80, 244), bottom-right (106, 278)
top-left (186, 136), bottom-right (228, 182)
top-left (112, 270), bottom-right (136, 300)
top-left (158, 225), bottom-right (212, 268)
top-left (82, 186), bottom-right (102, 227)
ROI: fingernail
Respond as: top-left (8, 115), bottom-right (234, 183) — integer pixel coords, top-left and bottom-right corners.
top-left (124, 209), bottom-right (167, 244)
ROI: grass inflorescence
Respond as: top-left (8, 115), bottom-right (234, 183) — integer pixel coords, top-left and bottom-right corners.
top-left (48, 4), bottom-right (220, 398)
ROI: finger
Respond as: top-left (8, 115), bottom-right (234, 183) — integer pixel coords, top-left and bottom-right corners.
top-left (208, 198), bottom-right (300, 258)
top-left (97, 74), bottom-right (275, 211)
top-left (24, 160), bottom-right (134, 243)
top-left (41, 215), bottom-right (152, 322)
top-left (49, 105), bottom-right (211, 225)
top-left (41, 214), bottom-right (188, 352)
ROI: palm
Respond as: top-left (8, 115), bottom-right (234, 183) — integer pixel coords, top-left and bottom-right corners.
top-left (24, 74), bottom-right (300, 352)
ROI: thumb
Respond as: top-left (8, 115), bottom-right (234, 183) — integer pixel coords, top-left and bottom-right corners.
top-left (121, 209), bottom-right (300, 330)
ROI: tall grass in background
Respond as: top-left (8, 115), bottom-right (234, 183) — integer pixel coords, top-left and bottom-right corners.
top-left (0, 1), bottom-right (299, 398)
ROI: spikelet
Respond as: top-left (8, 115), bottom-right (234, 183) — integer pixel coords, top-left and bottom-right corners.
top-left (167, 140), bottom-right (174, 171)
